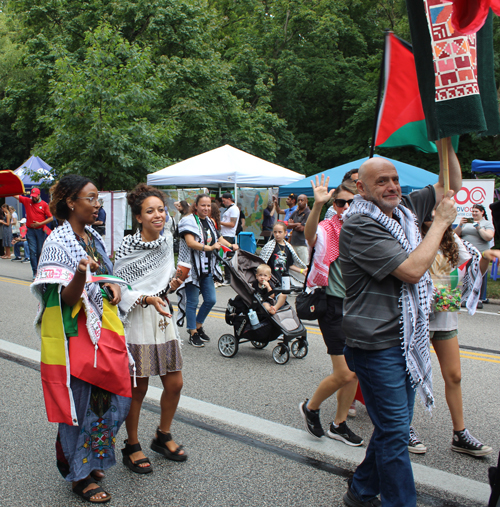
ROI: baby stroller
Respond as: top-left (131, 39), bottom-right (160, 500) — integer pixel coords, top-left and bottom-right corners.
top-left (218, 249), bottom-right (308, 365)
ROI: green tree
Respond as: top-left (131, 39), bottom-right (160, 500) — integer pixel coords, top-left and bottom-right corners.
top-left (38, 24), bottom-right (172, 189)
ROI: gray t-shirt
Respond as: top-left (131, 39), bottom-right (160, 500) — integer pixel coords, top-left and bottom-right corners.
top-left (339, 185), bottom-right (436, 350)
top-left (290, 208), bottom-right (311, 247)
top-left (460, 219), bottom-right (494, 253)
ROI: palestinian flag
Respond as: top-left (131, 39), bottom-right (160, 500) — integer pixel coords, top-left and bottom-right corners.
top-left (375, 32), bottom-right (458, 153)
top-left (449, 259), bottom-right (470, 289)
top-left (405, 0), bottom-right (500, 141)
top-left (86, 272), bottom-right (132, 290)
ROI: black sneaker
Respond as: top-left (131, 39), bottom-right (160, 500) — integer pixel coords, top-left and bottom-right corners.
top-left (343, 479), bottom-right (382, 507)
top-left (197, 326), bottom-right (210, 342)
top-left (408, 426), bottom-right (427, 454)
top-left (452, 429), bottom-right (492, 457)
top-left (299, 399), bottom-right (324, 438)
top-left (327, 421), bottom-right (363, 446)
top-left (11, 257), bottom-right (22, 261)
top-left (188, 332), bottom-right (205, 348)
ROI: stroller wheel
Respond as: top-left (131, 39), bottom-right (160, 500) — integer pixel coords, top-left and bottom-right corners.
top-left (218, 334), bottom-right (239, 358)
top-left (291, 339), bottom-right (308, 359)
top-left (251, 341), bottom-right (267, 349)
top-left (272, 344), bottom-right (290, 365)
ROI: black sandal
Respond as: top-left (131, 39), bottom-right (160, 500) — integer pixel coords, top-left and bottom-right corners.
top-left (72, 477), bottom-right (111, 504)
top-left (121, 440), bottom-right (153, 474)
top-left (150, 427), bottom-right (188, 462)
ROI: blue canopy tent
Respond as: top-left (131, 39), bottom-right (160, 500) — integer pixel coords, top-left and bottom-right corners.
top-left (471, 160), bottom-right (500, 174)
top-left (278, 155), bottom-right (438, 197)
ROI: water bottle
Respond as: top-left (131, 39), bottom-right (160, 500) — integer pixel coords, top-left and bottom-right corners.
top-left (248, 309), bottom-right (259, 326)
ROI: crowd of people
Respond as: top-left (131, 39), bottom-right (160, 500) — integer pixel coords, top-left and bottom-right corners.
top-left (0, 145), bottom-right (496, 505)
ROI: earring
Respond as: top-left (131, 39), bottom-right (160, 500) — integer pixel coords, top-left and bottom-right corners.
top-left (71, 207), bottom-right (74, 211)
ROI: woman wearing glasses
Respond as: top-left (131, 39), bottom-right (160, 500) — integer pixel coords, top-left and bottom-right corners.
top-left (32, 175), bottom-right (131, 504)
top-left (299, 176), bottom-right (363, 447)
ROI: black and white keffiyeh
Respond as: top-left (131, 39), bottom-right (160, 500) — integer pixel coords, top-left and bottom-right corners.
top-left (461, 239), bottom-right (483, 314)
top-left (114, 229), bottom-right (176, 323)
top-left (259, 239), bottom-right (307, 269)
top-left (344, 195), bottom-right (435, 410)
top-left (31, 220), bottom-right (112, 345)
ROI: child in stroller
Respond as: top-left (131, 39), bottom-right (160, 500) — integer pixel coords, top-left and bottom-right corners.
top-left (253, 264), bottom-right (287, 315)
top-left (218, 250), bottom-right (308, 365)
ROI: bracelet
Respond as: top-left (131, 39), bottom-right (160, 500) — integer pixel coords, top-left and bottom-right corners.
top-left (140, 295), bottom-right (150, 308)
top-left (76, 265), bottom-right (86, 274)
top-left (300, 268), bottom-right (304, 274)
top-left (202, 244), bottom-right (205, 252)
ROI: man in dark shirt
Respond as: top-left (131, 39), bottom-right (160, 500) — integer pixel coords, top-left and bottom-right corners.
top-left (288, 194), bottom-right (310, 265)
top-left (338, 142), bottom-right (460, 507)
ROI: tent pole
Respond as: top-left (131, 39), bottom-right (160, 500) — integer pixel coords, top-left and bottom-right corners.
top-left (234, 180), bottom-right (237, 205)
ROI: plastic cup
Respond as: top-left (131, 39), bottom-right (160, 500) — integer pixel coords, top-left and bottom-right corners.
top-left (175, 261), bottom-right (191, 281)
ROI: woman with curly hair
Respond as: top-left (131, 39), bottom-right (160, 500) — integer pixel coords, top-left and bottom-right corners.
top-left (114, 184), bottom-right (186, 473)
top-left (408, 218), bottom-right (500, 457)
top-left (31, 174), bottom-right (131, 504)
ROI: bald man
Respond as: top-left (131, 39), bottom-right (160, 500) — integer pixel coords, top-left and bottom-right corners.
top-left (338, 142), bottom-right (460, 507)
top-left (288, 194), bottom-right (310, 265)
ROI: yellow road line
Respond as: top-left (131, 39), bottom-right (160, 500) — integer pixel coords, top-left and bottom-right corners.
top-left (2, 276), bottom-right (499, 362)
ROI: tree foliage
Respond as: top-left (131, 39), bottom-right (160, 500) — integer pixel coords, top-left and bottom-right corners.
top-left (0, 0), bottom-right (499, 188)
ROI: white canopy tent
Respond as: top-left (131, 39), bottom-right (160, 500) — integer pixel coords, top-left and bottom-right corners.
top-left (147, 145), bottom-right (305, 202)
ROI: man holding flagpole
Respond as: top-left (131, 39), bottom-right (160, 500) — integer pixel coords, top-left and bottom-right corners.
top-left (339, 140), bottom-right (461, 507)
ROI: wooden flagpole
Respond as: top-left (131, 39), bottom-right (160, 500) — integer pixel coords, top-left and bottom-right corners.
top-left (441, 137), bottom-right (449, 194)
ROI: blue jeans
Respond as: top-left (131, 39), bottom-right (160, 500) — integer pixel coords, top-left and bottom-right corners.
top-left (344, 345), bottom-right (417, 507)
top-left (185, 276), bottom-right (217, 331)
top-left (14, 241), bottom-right (30, 259)
top-left (26, 227), bottom-right (47, 276)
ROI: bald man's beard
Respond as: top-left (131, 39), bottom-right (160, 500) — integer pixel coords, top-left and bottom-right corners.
top-left (362, 188), bottom-right (401, 215)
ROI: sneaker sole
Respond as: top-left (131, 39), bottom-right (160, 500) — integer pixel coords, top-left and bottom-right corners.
top-left (408, 445), bottom-right (427, 454)
top-left (327, 430), bottom-right (363, 447)
top-left (451, 445), bottom-right (493, 457)
top-left (188, 340), bottom-right (204, 348)
top-left (299, 402), bottom-right (324, 439)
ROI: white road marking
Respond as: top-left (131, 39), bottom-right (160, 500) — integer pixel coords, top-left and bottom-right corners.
top-left (0, 338), bottom-right (490, 504)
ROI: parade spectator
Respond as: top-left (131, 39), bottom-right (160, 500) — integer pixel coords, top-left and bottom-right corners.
top-left (31, 174), bottom-right (130, 504)
top-left (14, 187), bottom-right (53, 278)
top-left (338, 141), bottom-right (461, 507)
top-left (260, 221), bottom-right (306, 292)
top-left (177, 194), bottom-right (238, 347)
top-left (288, 194), bottom-right (311, 265)
top-left (408, 218), bottom-right (499, 457)
top-left (210, 202), bottom-right (221, 230)
top-left (220, 192), bottom-right (240, 284)
top-left (454, 204), bottom-right (495, 304)
top-left (11, 218), bottom-right (30, 262)
top-left (174, 200), bottom-right (190, 219)
top-left (114, 184), bottom-right (185, 473)
top-left (261, 201), bottom-right (276, 244)
top-left (274, 193), bottom-right (297, 237)
top-left (299, 178), bottom-right (362, 447)
top-left (10, 206), bottom-right (19, 238)
top-left (92, 198), bottom-right (106, 239)
top-left (0, 204), bottom-right (12, 259)
top-left (324, 169), bottom-right (359, 220)
top-left (236, 203), bottom-right (246, 236)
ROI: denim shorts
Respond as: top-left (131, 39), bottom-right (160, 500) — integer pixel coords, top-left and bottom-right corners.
top-left (430, 329), bottom-right (457, 341)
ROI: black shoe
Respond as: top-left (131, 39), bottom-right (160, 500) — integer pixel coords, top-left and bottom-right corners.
top-left (477, 301), bottom-right (484, 309)
top-left (343, 480), bottom-right (381, 507)
top-left (482, 298), bottom-right (490, 304)
top-left (11, 257), bottom-right (22, 261)
top-left (451, 429), bottom-right (492, 457)
top-left (197, 326), bottom-right (210, 342)
top-left (328, 421), bottom-right (363, 446)
top-left (408, 425), bottom-right (427, 454)
top-left (22, 258), bottom-right (30, 263)
top-left (299, 400), bottom-right (324, 438)
top-left (188, 332), bottom-right (204, 348)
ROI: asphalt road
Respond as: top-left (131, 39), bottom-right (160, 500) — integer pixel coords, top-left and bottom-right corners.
top-left (1, 259), bottom-right (499, 507)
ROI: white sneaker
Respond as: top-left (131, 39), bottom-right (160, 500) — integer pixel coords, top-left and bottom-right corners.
top-left (348, 401), bottom-right (356, 418)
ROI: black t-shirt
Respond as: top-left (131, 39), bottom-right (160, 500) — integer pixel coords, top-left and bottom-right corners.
top-left (267, 243), bottom-right (293, 285)
top-left (251, 280), bottom-right (274, 303)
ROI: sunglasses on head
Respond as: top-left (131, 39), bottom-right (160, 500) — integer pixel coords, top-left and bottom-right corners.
top-left (334, 198), bottom-right (354, 207)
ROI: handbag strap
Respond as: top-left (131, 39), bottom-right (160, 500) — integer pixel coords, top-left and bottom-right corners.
top-left (302, 246), bottom-right (315, 290)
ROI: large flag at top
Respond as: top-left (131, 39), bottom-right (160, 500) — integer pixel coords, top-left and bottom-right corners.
top-left (405, 0), bottom-right (500, 141)
top-left (374, 32), bottom-right (451, 153)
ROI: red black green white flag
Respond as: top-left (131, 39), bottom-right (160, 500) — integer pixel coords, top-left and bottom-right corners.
top-left (375, 32), bottom-right (445, 153)
top-left (405, 0), bottom-right (500, 141)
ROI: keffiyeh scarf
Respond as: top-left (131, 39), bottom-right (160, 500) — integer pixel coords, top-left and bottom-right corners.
top-left (307, 215), bottom-right (342, 288)
top-left (344, 195), bottom-right (435, 410)
top-left (114, 229), bottom-right (176, 323)
top-left (31, 220), bottom-right (113, 344)
top-left (461, 239), bottom-right (483, 314)
top-left (259, 239), bottom-right (306, 269)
